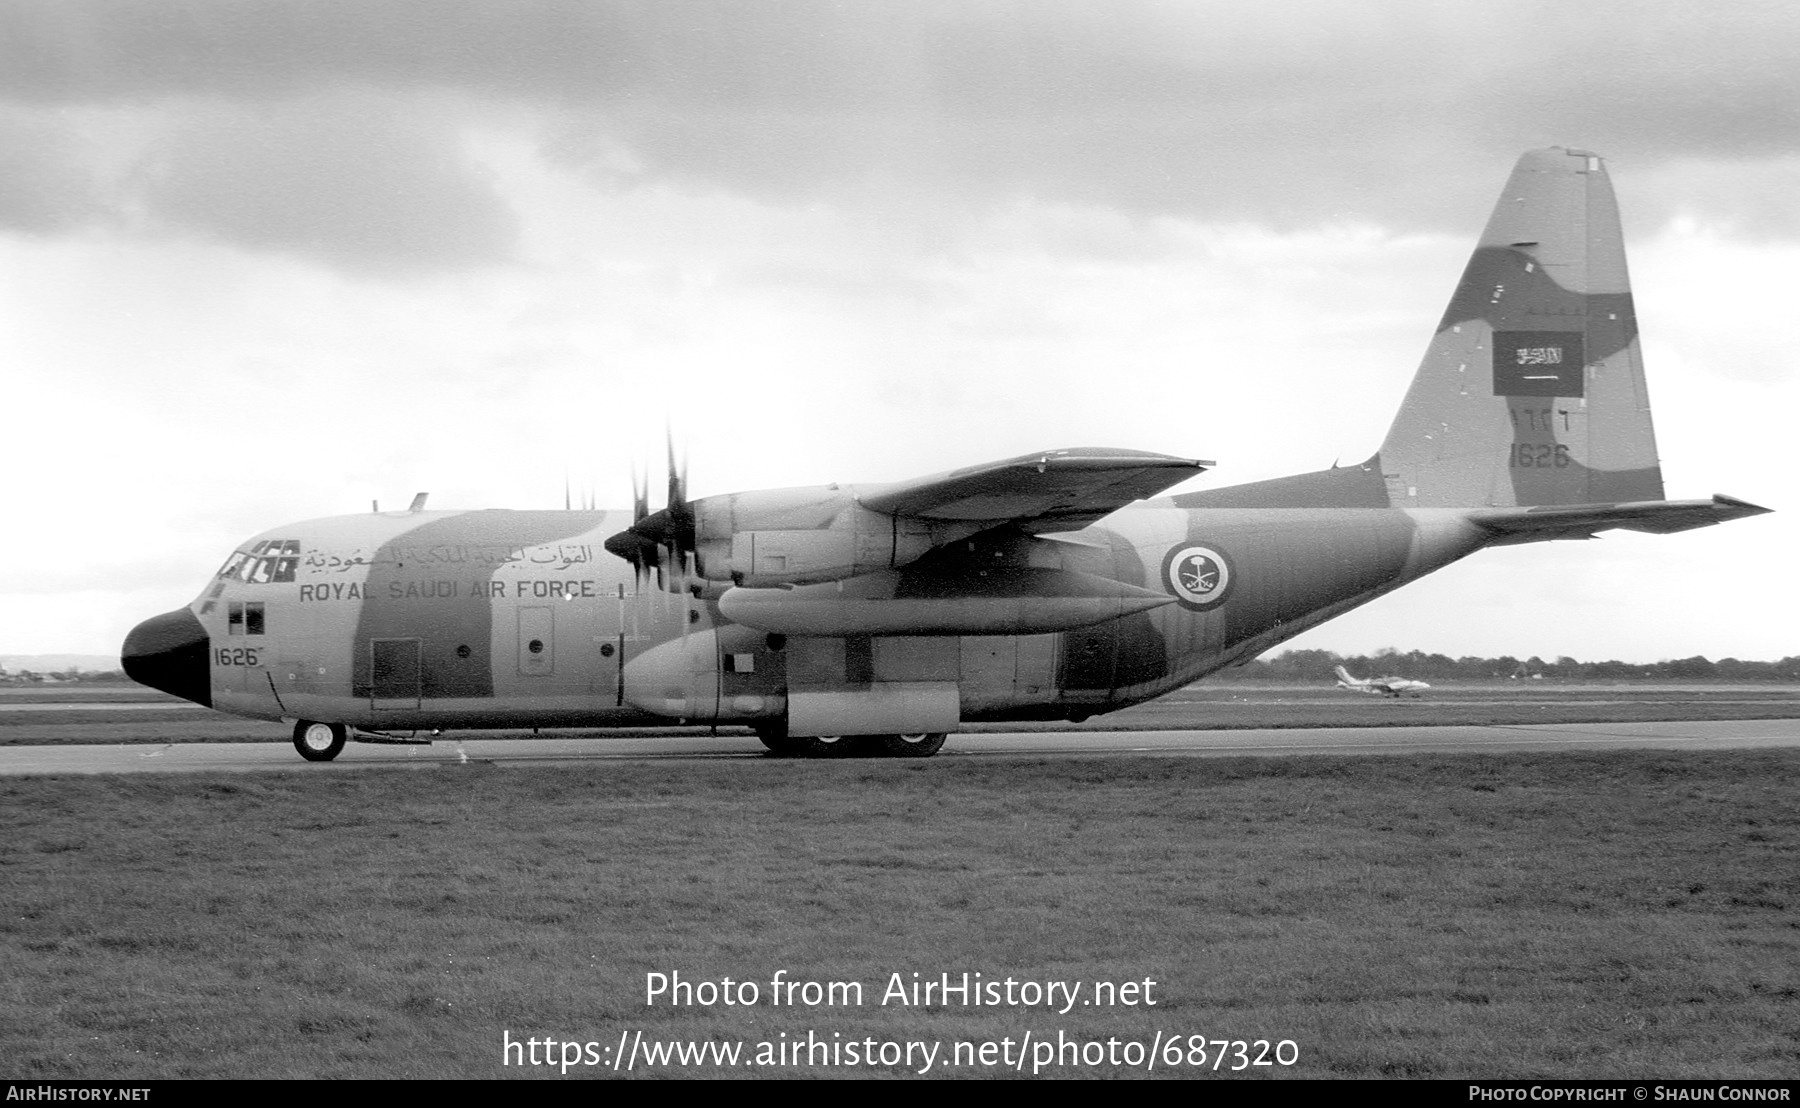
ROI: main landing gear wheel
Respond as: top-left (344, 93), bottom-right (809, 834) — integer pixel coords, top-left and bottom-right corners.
top-left (755, 724), bottom-right (806, 757)
top-left (293, 720), bottom-right (347, 762)
top-left (876, 732), bottom-right (946, 758)
top-left (789, 734), bottom-right (854, 758)
top-left (755, 721), bottom-right (855, 757)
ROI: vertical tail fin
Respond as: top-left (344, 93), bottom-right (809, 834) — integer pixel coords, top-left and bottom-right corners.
top-left (1379, 147), bottom-right (1664, 508)
top-left (1173, 148), bottom-right (1670, 513)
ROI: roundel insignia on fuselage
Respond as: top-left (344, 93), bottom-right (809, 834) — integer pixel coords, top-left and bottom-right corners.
top-left (1161, 543), bottom-right (1234, 611)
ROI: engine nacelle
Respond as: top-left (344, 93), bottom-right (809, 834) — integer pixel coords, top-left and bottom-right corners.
top-left (621, 626), bottom-right (785, 722)
top-left (691, 485), bottom-right (975, 587)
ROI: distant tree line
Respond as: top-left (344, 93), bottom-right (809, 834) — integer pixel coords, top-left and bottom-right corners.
top-left (1239, 648), bottom-right (1800, 682)
top-left (0, 668), bottom-right (130, 686)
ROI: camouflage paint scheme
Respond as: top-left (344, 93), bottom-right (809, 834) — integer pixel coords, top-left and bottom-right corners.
top-left (123, 149), bottom-right (1769, 759)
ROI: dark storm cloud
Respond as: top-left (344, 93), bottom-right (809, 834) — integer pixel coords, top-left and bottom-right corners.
top-left (3, 0), bottom-right (1798, 239)
top-left (130, 95), bottom-right (519, 275)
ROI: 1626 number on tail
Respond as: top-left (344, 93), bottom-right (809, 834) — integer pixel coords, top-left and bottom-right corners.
top-left (1509, 443), bottom-right (1571, 468)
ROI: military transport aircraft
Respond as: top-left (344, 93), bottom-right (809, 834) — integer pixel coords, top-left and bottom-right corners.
top-left (1334, 666), bottom-right (1431, 699)
top-left (122, 148), bottom-right (1769, 761)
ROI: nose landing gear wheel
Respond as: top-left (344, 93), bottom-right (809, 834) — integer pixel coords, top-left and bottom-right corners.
top-left (293, 720), bottom-right (347, 762)
top-left (876, 732), bottom-right (946, 758)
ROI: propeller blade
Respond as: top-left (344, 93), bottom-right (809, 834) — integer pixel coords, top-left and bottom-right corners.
top-left (631, 462), bottom-right (650, 524)
top-left (660, 429), bottom-right (697, 586)
top-left (665, 431), bottom-right (685, 511)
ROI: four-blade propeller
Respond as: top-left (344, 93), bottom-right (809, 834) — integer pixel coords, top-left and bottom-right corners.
top-left (603, 436), bottom-right (698, 590)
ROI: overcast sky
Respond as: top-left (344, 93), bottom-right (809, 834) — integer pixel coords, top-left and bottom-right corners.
top-left (1, 0), bottom-right (1793, 664)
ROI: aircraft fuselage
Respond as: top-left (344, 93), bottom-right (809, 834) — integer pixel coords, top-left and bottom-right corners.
top-left (132, 503), bottom-right (1486, 736)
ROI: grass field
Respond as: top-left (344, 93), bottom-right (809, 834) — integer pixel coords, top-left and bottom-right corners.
top-left (3, 748), bottom-right (1796, 1078)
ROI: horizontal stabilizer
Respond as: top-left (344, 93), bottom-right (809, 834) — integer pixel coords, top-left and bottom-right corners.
top-left (1469, 495), bottom-right (1771, 542)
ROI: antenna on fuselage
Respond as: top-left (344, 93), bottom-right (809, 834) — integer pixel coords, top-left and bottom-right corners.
top-left (409, 492), bottom-right (429, 513)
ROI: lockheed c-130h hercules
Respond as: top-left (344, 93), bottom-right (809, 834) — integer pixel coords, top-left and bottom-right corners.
top-left (123, 148), bottom-right (1769, 762)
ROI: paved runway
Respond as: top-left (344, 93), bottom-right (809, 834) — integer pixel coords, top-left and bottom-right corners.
top-left (4, 718), bottom-right (1796, 775)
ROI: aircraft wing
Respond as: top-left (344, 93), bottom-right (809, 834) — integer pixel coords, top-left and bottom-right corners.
top-left (1469, 495), bottom-right (1771, 543)
top-left (857, 448), bottom-right (1212, 532)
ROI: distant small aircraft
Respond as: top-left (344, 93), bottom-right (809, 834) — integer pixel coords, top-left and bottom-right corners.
top-left (1335, 666), bottom-right (1431, 698)
top-left (121, 148), bottom-right (1770, 761)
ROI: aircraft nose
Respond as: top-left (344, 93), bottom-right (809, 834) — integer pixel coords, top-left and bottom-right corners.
top-left (121, 607), bottom-right (212, 707)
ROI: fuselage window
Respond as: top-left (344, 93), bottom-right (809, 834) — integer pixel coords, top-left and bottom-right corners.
top-left (227, 602), bottom-right (266, 635)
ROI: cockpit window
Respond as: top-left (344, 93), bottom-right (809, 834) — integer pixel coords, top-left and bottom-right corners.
top-left (217, 553), bottom-right (253, 581)
top-left (219, 539), bottom-right (300, 584)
